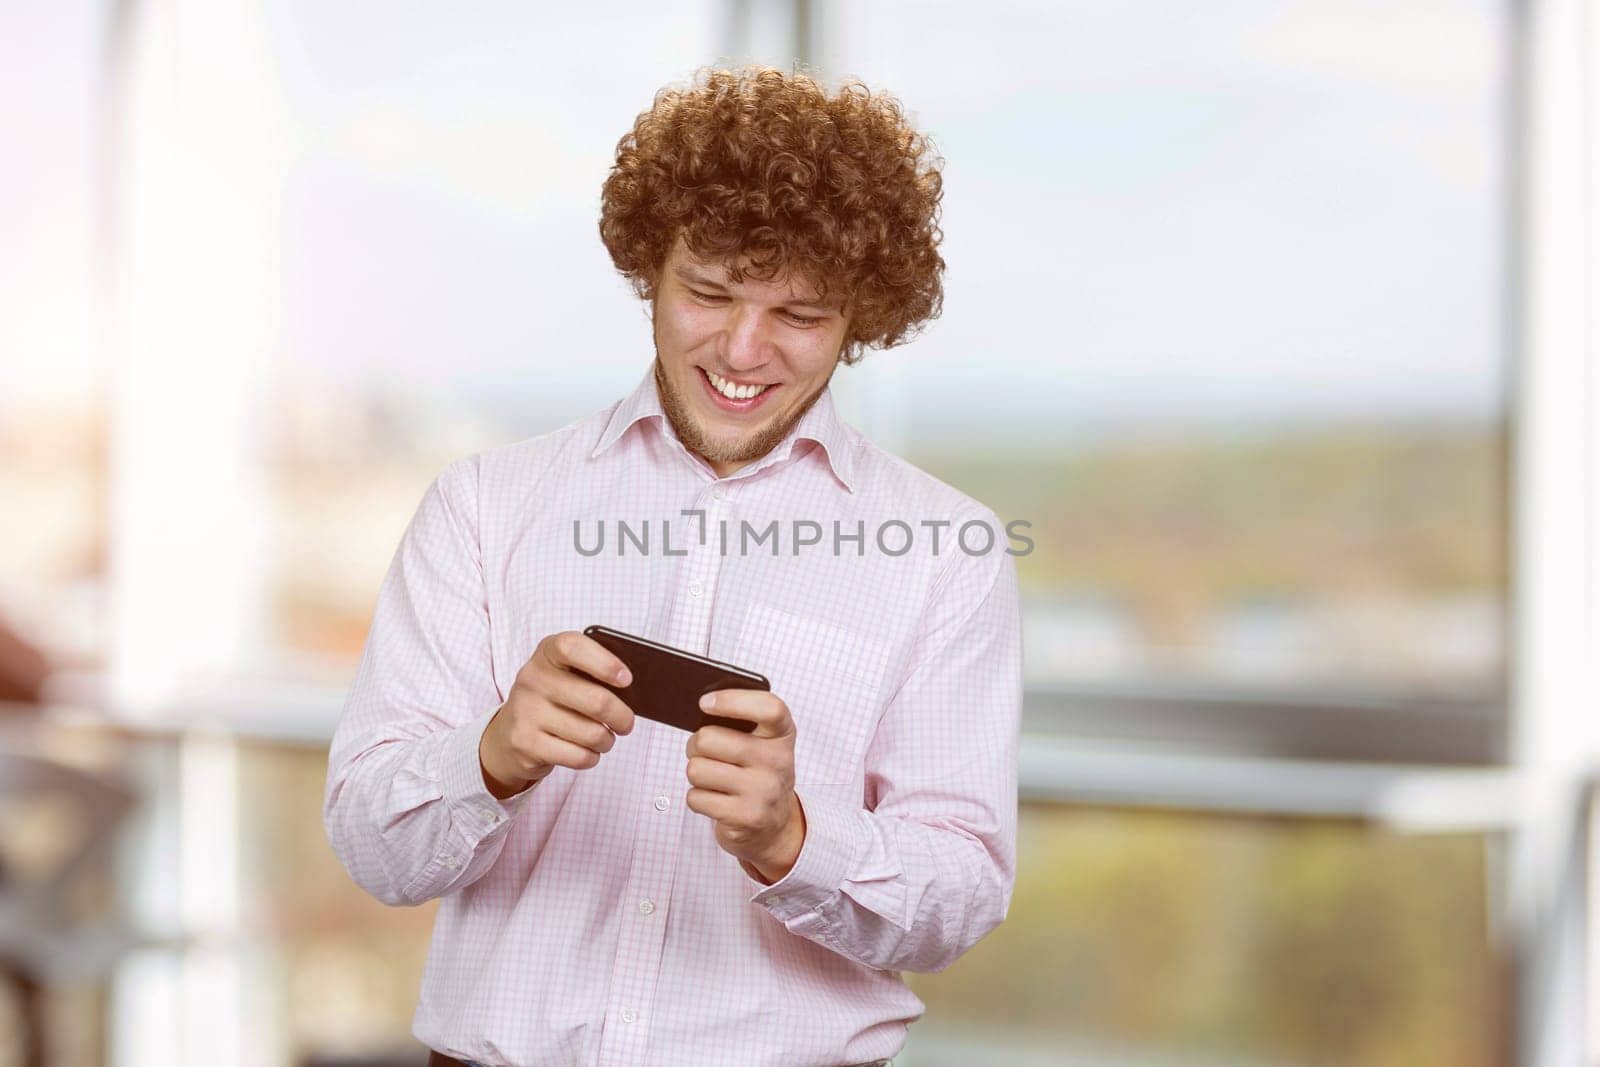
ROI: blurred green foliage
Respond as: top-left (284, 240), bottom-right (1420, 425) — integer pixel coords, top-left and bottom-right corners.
top-left (913, 422), bottom-right (1505, 649)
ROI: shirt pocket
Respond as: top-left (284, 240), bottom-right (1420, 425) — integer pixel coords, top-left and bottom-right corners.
top-left (732, 599), bottom-right (894, 786)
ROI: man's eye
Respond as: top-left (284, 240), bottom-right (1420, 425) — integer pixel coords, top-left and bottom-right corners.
top-left (690, 290), bottom-right (727, 304)
top-left (783, 312), bottom-right (822, 328)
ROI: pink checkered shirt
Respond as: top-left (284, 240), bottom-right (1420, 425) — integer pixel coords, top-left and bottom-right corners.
top-left (324, 365), bottom-right (1023, 1067)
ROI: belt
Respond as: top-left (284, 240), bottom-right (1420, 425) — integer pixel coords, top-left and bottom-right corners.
top-left (427, 1052), bottom-right (891, 1067)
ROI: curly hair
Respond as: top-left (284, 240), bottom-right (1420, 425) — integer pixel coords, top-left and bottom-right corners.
top-left (599, 65), bottom-right (945, 366)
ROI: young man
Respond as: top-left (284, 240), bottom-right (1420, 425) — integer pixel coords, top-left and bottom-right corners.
top-left (324, 66), bottom-right (1023, 1067)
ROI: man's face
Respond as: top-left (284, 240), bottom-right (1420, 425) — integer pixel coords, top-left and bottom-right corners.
top-left (651, 237), bottom-right (850, 479)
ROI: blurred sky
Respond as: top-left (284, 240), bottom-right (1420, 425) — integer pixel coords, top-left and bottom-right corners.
top-left (2, 0), bottom-right (1506, 445)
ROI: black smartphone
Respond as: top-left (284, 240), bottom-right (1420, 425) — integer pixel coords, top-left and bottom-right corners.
top-left (582, 624), bottom-right (768, 734)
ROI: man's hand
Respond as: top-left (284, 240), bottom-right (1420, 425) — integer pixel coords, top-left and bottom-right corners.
top-left (479, 631), bottom-right (637, 799)
top-left (684, 689), bottom-right (807, 883)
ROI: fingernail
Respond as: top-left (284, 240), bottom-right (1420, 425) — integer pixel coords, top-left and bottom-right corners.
top-left (699, 693), bottom-right (715, 710)
top-left (616, 668), bottom-right (631, 686)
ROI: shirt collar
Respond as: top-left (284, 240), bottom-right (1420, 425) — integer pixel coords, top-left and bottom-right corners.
top-left (590, 364), bottom-right (857, 493)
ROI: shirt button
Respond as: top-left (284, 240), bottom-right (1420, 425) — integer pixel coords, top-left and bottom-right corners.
top-left (711, 485), bottom-right (725, 501)
top-left (688, 580), bottom-right (703, 597)
top-left (621, 1008), bottom-right (637, 1024)
top-left (442, 856), bottom-right (458, 870)
top-left (638, 898), bottom-right (655, 915)
top-left (653, 795), bottom-right (669, 811)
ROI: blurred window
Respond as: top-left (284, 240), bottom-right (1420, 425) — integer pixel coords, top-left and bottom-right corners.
top-left (826, 0), bottom-right (1509, 760)
top-left (70, 4), bottom-right (1519, 1067)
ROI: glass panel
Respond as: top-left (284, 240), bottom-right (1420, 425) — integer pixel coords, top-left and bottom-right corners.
top-left (903, 802), bottom-right (1505, 1066)
top-left (829, 0), bottom-right (1508, 699)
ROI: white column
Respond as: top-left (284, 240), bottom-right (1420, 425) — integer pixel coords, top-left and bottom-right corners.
top-left (721, 0), bottom-right (804, 68)
top-left (105, 0), bottom-right (284, 1063)
top-left (106, 0), bottom-right (282, 718)
top-left (1509, 0), bottom-right (1600, 1063)
top-left (177, 731), bottom-right (246, 1067)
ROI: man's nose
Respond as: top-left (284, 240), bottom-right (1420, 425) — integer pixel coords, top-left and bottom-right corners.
top-left (722, 304), bottom-right (773, 370)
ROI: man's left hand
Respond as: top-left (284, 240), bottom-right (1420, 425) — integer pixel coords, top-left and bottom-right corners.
top-left (684, 689), bottom-right (806, 884)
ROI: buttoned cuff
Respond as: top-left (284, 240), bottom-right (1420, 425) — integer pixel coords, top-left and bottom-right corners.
top-left (745, 786), bottom-right (873, 924)
top-left (440, 703), bottom-right (538, 839)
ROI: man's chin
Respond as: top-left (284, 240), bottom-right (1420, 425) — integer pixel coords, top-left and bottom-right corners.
top-left (692, 431), bottom-right (770, 467)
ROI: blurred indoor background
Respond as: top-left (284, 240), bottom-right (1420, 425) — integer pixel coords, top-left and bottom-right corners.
top-left (1, 0), bottom-right (1596, 1065)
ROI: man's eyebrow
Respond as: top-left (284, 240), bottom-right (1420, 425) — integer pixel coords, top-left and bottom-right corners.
top-left (782, 288), bottom-right (840, 312)
top-left (783, 299), bottom-right (839, 316)
top-left (673, 265), bottom-right (727, 290)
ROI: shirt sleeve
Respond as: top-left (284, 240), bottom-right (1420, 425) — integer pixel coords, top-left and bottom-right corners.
top-left (323, 455), bottom-right (538, 907)
top-left (743, 518), bottom-right (1024, 973)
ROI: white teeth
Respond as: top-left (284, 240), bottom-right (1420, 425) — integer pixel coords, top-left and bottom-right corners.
top-left (706, 370), bottom-right (771, 401)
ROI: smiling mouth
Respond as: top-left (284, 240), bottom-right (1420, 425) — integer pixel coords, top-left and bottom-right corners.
top-left (699, 367), bottom-right (779, 412)
top-left (704, 367), bottom-right (775, 398)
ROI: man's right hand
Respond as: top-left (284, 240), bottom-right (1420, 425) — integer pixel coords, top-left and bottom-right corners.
top-left (478, 630), bottom-right (637, 799)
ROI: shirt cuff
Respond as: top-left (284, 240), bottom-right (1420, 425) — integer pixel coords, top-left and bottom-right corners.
top-left (745, 786), bottom-right (872, 924)
top-left (440, 703), bottom-right (539, 839)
